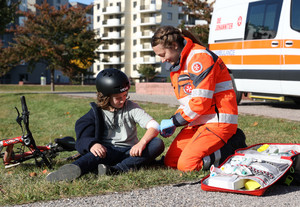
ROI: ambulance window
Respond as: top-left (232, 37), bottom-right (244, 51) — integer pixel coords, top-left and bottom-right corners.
top-left (245, 0), bottom-right (283, 40)
top-left (291, 0), bottom-right (300, 32)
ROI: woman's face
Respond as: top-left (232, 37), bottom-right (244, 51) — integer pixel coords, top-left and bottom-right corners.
top-left (152, 43), bottom-right (181, 65)
top-left (109, 91), bottom-right (128, 109)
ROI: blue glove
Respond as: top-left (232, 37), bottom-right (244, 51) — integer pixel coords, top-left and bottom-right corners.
top-left (159, 119), bottom-right (176, 138)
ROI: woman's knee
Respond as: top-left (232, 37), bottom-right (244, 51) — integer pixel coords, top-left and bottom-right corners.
top-left (177, 155), bottom-right (203, 172)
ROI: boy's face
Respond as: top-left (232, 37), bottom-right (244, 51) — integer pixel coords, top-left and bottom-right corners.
top-left (109, 91), bottom-right (128, 109)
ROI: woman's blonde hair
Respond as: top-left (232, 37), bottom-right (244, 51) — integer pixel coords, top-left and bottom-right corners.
top-left (151, 25), bottom-right (203, 48)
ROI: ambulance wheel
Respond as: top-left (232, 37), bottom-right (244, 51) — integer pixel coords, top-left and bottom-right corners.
top-left (236, 91), bottom-right (243, 105)
top-left (230, 73), bottom-right (242, 105)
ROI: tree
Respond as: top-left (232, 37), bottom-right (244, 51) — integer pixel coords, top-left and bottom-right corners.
top-left (0, 0), bottom-right (19, 35)
top-left (172, 0), bottom-right (215, 47)
top-left (4, 1), bottom-right (101, 91)
top-left (137, 64), bottom-right (159, 82)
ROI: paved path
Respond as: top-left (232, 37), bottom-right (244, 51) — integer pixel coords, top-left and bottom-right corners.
top-left (61, 92), bottom-right (300, 122)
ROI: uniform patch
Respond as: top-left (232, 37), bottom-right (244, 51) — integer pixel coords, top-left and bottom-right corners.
top-left (183, 83), bottom-right (193, 95)
top-left (191, 62), bottom-right (203, 73)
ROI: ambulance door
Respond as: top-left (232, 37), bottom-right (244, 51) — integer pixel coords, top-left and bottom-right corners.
top-left (280, 0), bottom-right (300, 97)
top-left (242, 0), bottom-right (283, 95)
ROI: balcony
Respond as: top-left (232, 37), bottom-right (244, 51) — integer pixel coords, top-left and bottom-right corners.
top-left (136, 56), bottom-right (158, 64)
top-left (101, 44), bottom-right (122, 52)
top-left (102, 18), bottom-right (124, 27)
top-left (140, 4), bottom-right (156, 13)
top-left (101, 31), bottom-right (122, 40)
top-left (102, 6), bottom-right (120, 14)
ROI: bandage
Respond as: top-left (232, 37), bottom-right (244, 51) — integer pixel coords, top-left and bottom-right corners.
top-left (146, 119), bottom-right (160, 131)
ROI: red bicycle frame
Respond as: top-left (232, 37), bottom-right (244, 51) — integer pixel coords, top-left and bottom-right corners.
top-left (0, 96), bottom-right (77, 169)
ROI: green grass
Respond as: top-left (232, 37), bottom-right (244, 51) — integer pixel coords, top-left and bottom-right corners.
top-left (0, 93), bottom-right (299, 205)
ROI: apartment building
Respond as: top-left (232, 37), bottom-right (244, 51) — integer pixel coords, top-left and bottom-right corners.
top-left (1, 0), bottom-right (77, 84)
top-left (93, 0), bottom-right (197, 82)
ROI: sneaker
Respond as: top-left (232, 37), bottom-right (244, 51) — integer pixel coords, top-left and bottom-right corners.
top-left (98, 164), bottom-right (120, 176)
top-left (46, 164), bottom-right (81, 182)
top-left (202, 128), bottom-right (247, 170)
top-left (98, 164), bottom-right (108, 176)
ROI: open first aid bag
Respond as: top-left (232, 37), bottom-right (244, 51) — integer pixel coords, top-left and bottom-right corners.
top-left (201, 143), bottom-right (300, 196)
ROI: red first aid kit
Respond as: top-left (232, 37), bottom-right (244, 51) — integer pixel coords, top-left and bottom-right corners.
top-left (201, 143), bottom-right (300, 196)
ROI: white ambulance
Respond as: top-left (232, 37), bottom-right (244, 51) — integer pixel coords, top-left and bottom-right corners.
top-left (208, 0), bottom-right (300, 104)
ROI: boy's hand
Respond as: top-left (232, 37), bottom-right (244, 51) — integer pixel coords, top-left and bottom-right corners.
top-left (130, 141), bottom-right (146, 157)
top-left (90, 143), bottom-right (107, 158)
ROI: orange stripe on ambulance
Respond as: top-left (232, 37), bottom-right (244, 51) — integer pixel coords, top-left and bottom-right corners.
top-left (208, 0), bottom-right (300, 104)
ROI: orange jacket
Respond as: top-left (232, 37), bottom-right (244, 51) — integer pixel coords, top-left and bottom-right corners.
top-left (169, 37), bottom-right (238, 132)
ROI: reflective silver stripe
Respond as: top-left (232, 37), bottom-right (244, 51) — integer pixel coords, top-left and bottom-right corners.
top-left (187, 49), bottom-right (213, 64)
top-left (189, 113), bottom-right (238, 126)
top-left (183, 104), bottom-right (199, 119)
top-left (215, 81), bottom-right (233, 94)
top-left (178, 96), bottom-right (191, 106)
top-left (192, 89), bottom-right (214, 99)
top-left (202, 155), bottom-right (211, 170)
top-left (213, 149), bottom-right (221, 167)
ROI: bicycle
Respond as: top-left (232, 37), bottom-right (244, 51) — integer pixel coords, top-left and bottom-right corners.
top-left (0, 95), bottom-right (79, 169)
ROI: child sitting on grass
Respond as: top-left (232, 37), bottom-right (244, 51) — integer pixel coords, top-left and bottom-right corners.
top-left (46, 68), bottom-right (164, 182)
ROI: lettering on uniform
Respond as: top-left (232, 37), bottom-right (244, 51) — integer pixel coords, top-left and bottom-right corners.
top-left (191, 62), bottom-right (203, 74)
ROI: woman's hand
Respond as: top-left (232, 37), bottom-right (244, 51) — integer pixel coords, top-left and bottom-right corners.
top-left (90, 143), bottom-right (107, 158)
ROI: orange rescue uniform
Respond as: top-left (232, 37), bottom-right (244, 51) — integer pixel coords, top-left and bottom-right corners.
top-left (164, 37), bottom-right (238, 171)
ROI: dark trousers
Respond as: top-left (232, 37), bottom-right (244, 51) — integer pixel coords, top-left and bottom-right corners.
top-left (73, 137), bottom-right (164, 175)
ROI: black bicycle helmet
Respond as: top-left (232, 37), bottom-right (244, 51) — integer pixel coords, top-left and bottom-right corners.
top-left (96, 68), bottom-right (130, 96)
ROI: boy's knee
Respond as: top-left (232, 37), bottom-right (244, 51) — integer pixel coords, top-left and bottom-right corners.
top-left (151, 137), bottom-right (165, 151)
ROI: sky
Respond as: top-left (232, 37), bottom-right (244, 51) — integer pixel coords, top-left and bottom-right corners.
top-left (70, 0), bottom-right (94, 5)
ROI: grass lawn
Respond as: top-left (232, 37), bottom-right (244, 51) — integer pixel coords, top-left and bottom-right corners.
top-left (0, 93), bottom-right (299, 205)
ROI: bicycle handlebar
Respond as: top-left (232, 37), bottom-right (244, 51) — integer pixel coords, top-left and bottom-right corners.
top-left (19, 96), bottom-right (53, 168)
top-left (20, 96), bottom-right (30, 134)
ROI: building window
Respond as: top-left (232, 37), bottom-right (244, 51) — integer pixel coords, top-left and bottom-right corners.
top-left (167, 12), bottom-right (172, 20)
top-left (168, 0), bottom-right (172, 7)
top-left (97, 65), bottom-right (100, 71)
top-left (133, 40), bottom-right (137, 45)
top-left (133, 1), bottom-right (137, 8)
top-left (133, 27), bottom-right (137, 33)
top-left (151, 0), bottom-right (156, 4)
top-left (97, 4), bottom-right (100, 10)
top-left (97, 16), bottom-right (100, 22)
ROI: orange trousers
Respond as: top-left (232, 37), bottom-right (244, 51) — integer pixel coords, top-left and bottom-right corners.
top-left (164, 124), bottom-right (237, 172)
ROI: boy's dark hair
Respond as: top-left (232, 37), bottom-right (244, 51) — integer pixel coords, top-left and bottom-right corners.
top-left (96, 92), bottom-right (110, 110)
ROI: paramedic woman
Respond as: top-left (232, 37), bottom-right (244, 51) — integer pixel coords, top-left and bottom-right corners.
top-left (151, 25), bottom-right (246, 172)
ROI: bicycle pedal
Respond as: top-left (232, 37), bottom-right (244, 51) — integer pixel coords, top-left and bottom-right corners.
top-left (5, 162), bottom-right (21, 169)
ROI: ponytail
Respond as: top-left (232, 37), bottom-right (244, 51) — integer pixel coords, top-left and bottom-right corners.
top-left (152, 26), bottom-right (204, 48)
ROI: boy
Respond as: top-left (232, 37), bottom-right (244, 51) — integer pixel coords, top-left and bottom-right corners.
top-left (46, 69), bottom-right (164, 182)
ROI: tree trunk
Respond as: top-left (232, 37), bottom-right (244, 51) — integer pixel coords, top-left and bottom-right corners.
top-left (81, 73), bottom-right (84, 85)
top-left (51, 69), bottom-right (55, 91)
